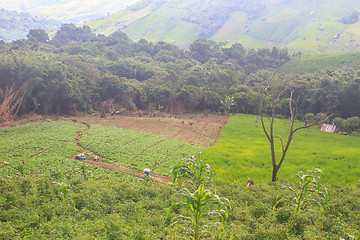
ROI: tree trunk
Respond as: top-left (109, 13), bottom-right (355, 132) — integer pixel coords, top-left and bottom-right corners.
top-left (272, 165), bottom-right (279, 182)
top-left (259, 83), bottom-right (332, 182)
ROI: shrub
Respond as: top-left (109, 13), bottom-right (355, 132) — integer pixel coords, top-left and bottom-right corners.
top-left (250, 203), bottom-right (268, 219)
top-left (275, 207), bottom-right (292, 223)
top-left (289, 214), bottom-right (310, 235)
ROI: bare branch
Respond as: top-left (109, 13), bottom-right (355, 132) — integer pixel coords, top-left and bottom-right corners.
top-left (279, 136), bottom-right (284, 152)
top-left (293, 112), bottom-right (334, 134)
top-left (275, 85), bottom-right (288, 104)
top-left (260, 113), bottom-right (271, 142)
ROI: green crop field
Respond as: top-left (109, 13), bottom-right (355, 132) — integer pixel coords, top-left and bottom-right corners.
top-left (79, 124), bottom-right (203, 175)
top-left (124, 5), bottom-right (198, 43)
top-left (0, 121), bottom-right (138, 181)
top-left (0, 119), bottom-right (359, 239)
top-left (202, 114), bottom-right (360, 185)
top-left (0, 120), bottom-right (203, 180)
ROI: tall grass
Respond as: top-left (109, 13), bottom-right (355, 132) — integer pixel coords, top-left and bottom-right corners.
top-left (202, 114), bottom-right (360, 185)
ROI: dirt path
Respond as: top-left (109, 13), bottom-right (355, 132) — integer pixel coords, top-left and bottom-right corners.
top-left (71, 121), bottom-right (172, 184)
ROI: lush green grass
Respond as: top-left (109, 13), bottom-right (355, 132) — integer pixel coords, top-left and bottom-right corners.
top-left (202, 114), bottom-right (360, 185)
top-left (278, 51), bottom-right (360, 74)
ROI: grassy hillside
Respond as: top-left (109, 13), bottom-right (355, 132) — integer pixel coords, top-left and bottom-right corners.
top-left (85, 0), bottom-right (200, 47)
top-left (83, 0), bottom-right (360, 52)
top-left (202, 114), bottom-right (360, 185)
top-left (2, 0), bottom-right (360, 52)
top-left (124, 4), bottom-right (198, 45)
top-left (278, 51), bottom-right (360, 74)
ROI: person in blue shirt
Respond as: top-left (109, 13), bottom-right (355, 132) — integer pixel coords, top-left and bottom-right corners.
top-left (144, 168), bottom-right (151, 177)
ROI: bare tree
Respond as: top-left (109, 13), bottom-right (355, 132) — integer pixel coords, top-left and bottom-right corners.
top-left (0, 83), bottom-right (27, 123)
top-left (259, 84), bottom-right (332, 182)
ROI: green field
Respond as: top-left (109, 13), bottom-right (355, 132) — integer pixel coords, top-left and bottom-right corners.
top-left (202, 114), bottom-right (360, 185)
top-left (0, 120), bottom-right (203, 179)
top-left (2, 117), bottom-right (358, 185)
top-left (0, 118), bottom-right (359, 239)
top-left (278, 51), bottom-right (360, 74)
top-left (79, 124), bottom-right (203, 175)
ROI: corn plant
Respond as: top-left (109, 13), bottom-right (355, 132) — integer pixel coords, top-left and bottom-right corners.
top-left (170, 153), bottom-right (214, 191)
top-left (76, 164), bottom-right (93, 181)
top-left (274, 168), bottom-right (329, 222)
top-left (14, 161), bottom-right (25, 177)
top-left (290, 168), bottom-right (329, 213)
top-left (54, 181), bottom-right (75, 210)
top-left (50, 169), bottom-right (63, 181)
top-left (167, 154), bottom-right (231, 240)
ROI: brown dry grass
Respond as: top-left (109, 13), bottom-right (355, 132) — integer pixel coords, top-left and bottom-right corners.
top-left (0, 83), bottom-right (27, 124)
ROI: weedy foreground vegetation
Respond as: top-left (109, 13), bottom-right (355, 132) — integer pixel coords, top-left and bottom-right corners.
top-left (0, 119), bottom-right (359, 239)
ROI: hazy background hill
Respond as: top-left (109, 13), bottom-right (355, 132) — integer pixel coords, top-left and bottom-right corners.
top-left (85, 0), bottom-right (360, 52)
top-left (1, 0), bottom-right (360, 52)
top-left (0, 0), bottom-right (139, 41)
top-left (0, 0), bottom-right (140, 23)
top-left (0, 8), bottom-right (61, 42)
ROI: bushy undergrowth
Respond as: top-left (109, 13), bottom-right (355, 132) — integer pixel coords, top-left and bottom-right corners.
top-left (0, 172), bottom-right (359, 239)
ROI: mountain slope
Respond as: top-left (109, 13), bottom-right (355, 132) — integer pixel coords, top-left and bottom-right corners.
top-left (0, 8), bottom-right (60, 42)
top-left (0, 0), bottom-right (140, 23)
top-left (86, 0), bottom-right (360, 52)
top-left (0, 0), bottom-right (141, 41)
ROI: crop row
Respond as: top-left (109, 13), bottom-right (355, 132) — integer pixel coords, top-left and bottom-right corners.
top-left (0, 121), bottom-right (139, 182)
top-left (80, 124), bottom-right (204, 175)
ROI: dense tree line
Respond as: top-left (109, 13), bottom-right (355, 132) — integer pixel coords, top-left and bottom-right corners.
top-left (0, 24), bottom-right (359, 123)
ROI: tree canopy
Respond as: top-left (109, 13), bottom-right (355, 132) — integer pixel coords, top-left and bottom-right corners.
top-left (0, 24), bottom-right (359, 123)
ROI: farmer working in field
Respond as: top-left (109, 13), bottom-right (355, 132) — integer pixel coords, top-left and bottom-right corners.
top-left (144, 168), bottom-right (151, 177)
top-left (75, 153), bottom-right (86, 160)
top-left (247, 177), bottom-right (254, 186)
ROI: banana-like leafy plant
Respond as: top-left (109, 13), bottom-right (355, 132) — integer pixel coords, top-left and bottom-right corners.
top-left (220, 95), bottom-right (236, 115)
